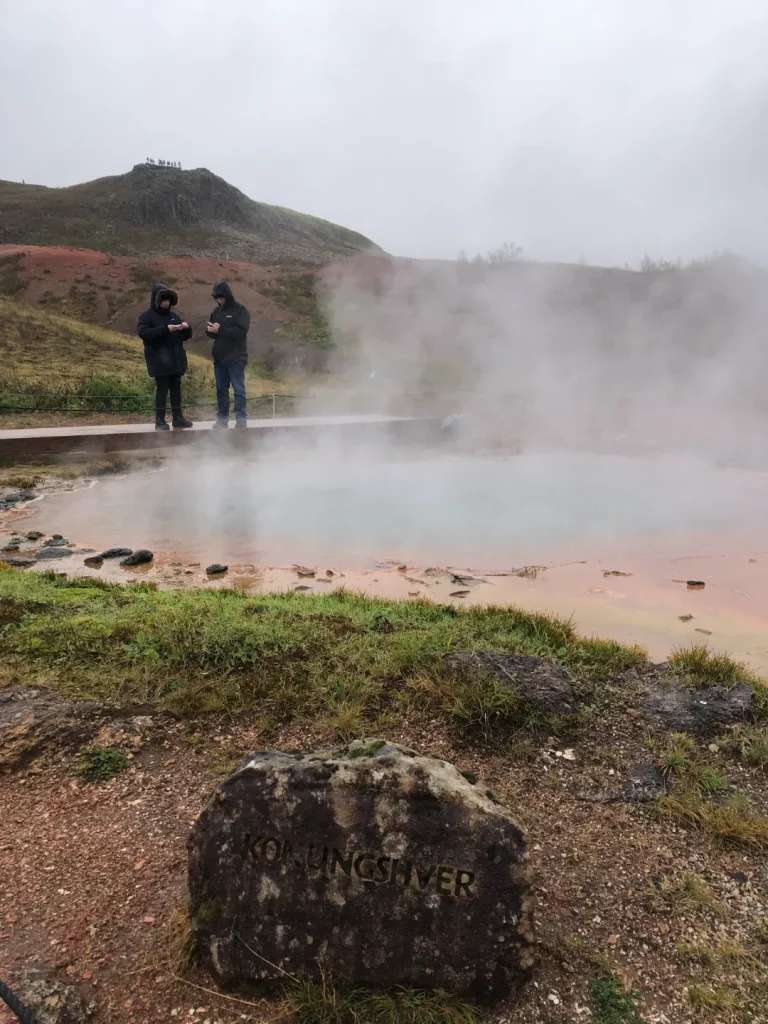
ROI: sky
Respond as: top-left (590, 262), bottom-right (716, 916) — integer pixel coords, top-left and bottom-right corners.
top-left (3, 0), bottom-right (768, 265)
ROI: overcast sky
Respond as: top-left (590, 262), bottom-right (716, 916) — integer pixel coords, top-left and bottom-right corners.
top-left (3, 0), bottom-right (768, 265)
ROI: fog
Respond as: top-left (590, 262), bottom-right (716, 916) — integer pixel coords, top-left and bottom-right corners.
top-left (317, 253), bottom-right (768, 460)
top-left (3, 0), bottom-right (768, 264)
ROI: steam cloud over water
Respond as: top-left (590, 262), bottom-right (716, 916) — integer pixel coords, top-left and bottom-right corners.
top-left (318, 255), bottom-right (768, 459)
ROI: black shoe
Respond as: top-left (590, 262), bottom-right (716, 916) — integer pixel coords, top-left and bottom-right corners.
top-left (213, 419), bottom-right (229, 430)
top-left (172, 414), bottom-right (194, 429)
top-left (155, 417), bottom-right (171, 431)
top-left (235, 419), bottom-right (248, 429)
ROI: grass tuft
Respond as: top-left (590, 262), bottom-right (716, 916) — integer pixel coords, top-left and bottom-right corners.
top-left (718, 725), bottom-right (768, 768)
top-left (589, 973), bottom-right (646, 1024)
top-left (288, 978), bottom-right (478, 1024)
top-left (657, 788), bottom-right (768, 849)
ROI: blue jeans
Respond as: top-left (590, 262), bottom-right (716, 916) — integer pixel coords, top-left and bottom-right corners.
top-left (214, 360), bottom-right (247, 422)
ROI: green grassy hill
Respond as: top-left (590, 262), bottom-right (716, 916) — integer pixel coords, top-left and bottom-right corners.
top-left (0, 296), bottom-right (211, 384)
top-left (0, 297), bottom-right (217, 424)
top-left (0, 164), bottom-right (381, 264)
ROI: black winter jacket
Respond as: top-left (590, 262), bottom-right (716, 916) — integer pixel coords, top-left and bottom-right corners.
top-left (137, 284), bottom-right (192, 378)
top-left (206, 281), bottom-right (250, 365)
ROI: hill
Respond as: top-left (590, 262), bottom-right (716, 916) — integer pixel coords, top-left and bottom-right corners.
top-left (0, 295), bottom-right (212, 385)
top-left (0, 245), bottom-right (334, 374)
top-left (0, 295), bottom-right (219, 425)
top-left (0, 163), bottom-right (380, 264)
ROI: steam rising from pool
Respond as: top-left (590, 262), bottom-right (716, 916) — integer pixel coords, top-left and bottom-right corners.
top-left (35, 450), bottom-right (768, 568)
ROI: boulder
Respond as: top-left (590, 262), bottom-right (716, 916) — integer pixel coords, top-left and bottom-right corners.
top-left (189, 739), bottom-right (534, 1001)
top-left (0, 687), bottom-right (104, 771)
top-left (36, 547), bottom-right (74, 560)
top-left (99, 548), bottom-right (133, 559)
top-left (3, 967), bottom-right (92, 1023)
top-left (444, 651), bottom-right (576, 715)
top-left (643, 680), bottom-right (754, 736)
top-left (120, 549), bottom-right (153, 567)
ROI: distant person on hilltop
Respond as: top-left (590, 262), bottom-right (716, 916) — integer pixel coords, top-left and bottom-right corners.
top-left (206, 281), bottom-right (251, 428)
top-left (137, 283), bottom-right (194, 431)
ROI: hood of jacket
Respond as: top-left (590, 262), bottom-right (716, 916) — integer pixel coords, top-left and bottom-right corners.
top-left (151, 283), bottom-right (178, 311)
top-left (212, 280), bottom-right (235, 305)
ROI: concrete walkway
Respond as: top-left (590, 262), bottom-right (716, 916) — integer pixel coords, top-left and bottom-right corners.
top-left (0, 414), bottom-right (448, 459)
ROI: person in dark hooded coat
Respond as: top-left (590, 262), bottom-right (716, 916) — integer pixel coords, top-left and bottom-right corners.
top-left (206, 281), bottom-right (250, 427)
top-left (137, 283), bottom-right (194, 430)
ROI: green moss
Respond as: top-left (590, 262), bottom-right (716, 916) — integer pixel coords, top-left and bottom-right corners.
top-left (75, 745), bottom-right (129, 782)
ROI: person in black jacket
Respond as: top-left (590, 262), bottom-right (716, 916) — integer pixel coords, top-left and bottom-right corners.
top-left (206, 281), bottom-right (250, 428)
top-left (137, 283), bottom-right (194, 430)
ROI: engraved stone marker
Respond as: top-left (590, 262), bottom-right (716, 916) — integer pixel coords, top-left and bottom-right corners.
top-left (188, 739), bottom-right (534, 1001)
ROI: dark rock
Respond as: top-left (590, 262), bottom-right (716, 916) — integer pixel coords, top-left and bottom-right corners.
top-left (9, 966), bottom-right (93, 1023)
top-left (730, 870), bottom-right (749, 885)
top-left (444, 651), bottom-right (576, 715)
top-left (644, 679), bottom-right (754, 736)
top-left (0, 489), bottom-right (37, 508)
top-left (120, 549), bottom-right (153, 567)
top-left (36, 547), bottom-right (74, 560)
top-left (189, 739), bottom-right (534, 1001)
top-left (83, 556), bottom-right (104, 569)
top-left (1, 556), bottom-right (36, 568)
top-left (43, 537), bottom-right (69, 547)
top-left (99, 548), bottom-right (133, 559)
top-left (623, 761), bottom-right (667, 803)
top-left (2, 542), bottom-right (20, 552)
top-left (25, 530), bottom-right (44, 541)
top-left (0, 687), bottom-right (104, 771)
top-left (205, 563), bottom-right (229, 576)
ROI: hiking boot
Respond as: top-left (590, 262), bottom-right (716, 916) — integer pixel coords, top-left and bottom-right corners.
top-left (155, 417), bottom-right (170, 431)
top-left (172, 414), bottom-right (194, 429)
top-left (235, 418), bottom-right (248, 429)
top-left (213, 418), bottom-right (229, 429)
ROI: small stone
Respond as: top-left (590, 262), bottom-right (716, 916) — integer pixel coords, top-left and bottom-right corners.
top-left (623, 762), bottom-right (666, 803)
top-left (206, 564), bottom-right (229, 576)
top-left (43, 537), bottom-right (69, 547)
top-left (2, 556), bottom-right (35, 568)
top-left (84, 556), bottom-right (104, 569)
top-left (120, 549), bottom-right (153, 567)
top-left (678, 614), bottom-right (694, 622)
top-left (100, 547), bottom-right (133, 559)
top-left (143, 915), bottom-right (156, 925)
top-left (25, 531), bottom-right (44, 541)
top-left (686, 580), bottom-right (706, 590)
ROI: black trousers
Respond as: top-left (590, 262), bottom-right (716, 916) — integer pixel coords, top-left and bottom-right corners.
top-left (154, 374), bottom-right (183, 417)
